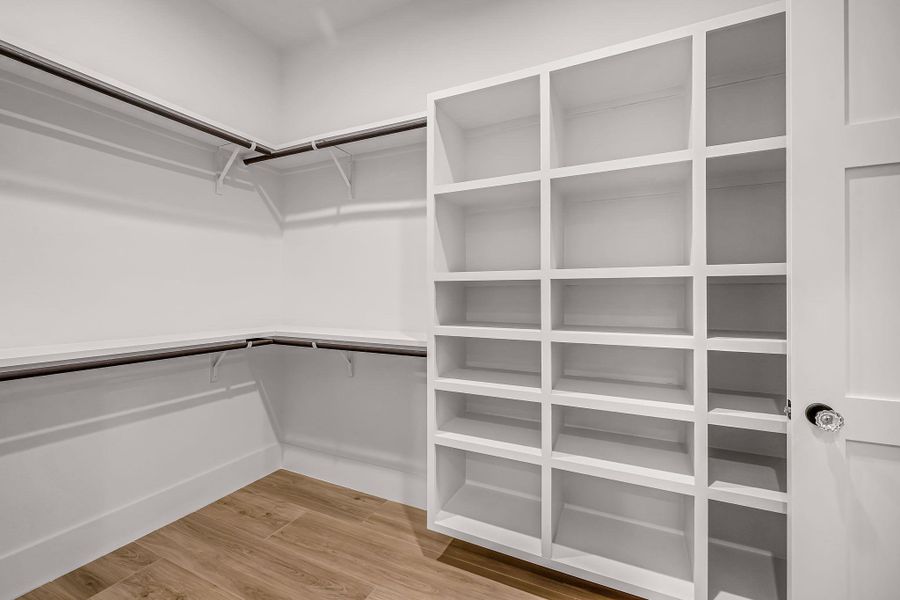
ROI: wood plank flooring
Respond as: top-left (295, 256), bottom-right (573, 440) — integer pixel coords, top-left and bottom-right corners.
top-left (19, 470), bottom-right (640, 600)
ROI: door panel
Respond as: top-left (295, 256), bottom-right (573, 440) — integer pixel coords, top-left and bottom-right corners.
top-left (791, 0), bottom-right (900, 598)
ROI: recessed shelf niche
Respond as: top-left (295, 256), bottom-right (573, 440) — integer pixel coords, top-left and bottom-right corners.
top-left (709, 501), bottom-right (787, 600)
top-left (709, 425), bottom-right (786, 502)
top-left (434, 446), bottom-right (542, 555)
top-left (435, 280), bottom-right (540, 330)
top-left (552, 343), bottom-right (693, 408)
top-left (551, 471), bottom-right (695, 599)
top-left (553, 277), bottom-right (693, 335)
top-left (708, 276), bottom-right (786, 341)
top-left (552, 407), bottom-right (694, 480)
top-left (551, 161), bottom-right (692, 269)
top-left (436, 390), bottom-right (541, 454)
top-left (707, 13), bottom-right (786, 146)
top-left (707, 149), bottom-right (786, 265)
top-left (709, 351), bottom-right (787, 431)
top-left (434, 180), bottom-right (540, 273)
top-left (550, 38), bottom-right (692, 167)
top-left (435, 336), bottom-right (541, 390)
top-left (434, 76), bottom-right (540, 184)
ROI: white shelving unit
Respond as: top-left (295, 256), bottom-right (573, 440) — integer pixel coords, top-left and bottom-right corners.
top-left (427, 4), bottom-right (788, 599)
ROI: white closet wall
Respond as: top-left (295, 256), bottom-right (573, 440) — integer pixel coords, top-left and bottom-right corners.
top-left (0, 0), bottom-right (282, 143)
top-left (280, 0), bottom-right (772, 140)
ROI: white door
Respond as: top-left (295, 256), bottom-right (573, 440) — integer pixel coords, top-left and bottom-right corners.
top-left (791, 0), bottom-right (900, 598)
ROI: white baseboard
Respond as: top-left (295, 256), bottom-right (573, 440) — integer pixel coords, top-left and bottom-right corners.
top-left (281, 441), bottom-right (425, 509)
top-left (1, 443), bottom-right (281, 600)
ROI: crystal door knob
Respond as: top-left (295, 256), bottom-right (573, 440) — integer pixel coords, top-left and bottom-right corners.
top-left (805, 403), bottom-right (845, 432)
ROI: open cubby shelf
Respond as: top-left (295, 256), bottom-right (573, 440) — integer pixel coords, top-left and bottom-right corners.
top-left (434, 180), bottom-right (541, 273)
top-left (708, 149), bottom-right (786, 266)
top-left (550, 38), bottom-right (692, 168)
top-left (434, 447), bottom-right (542, 555)
top-left (552, 471), bottom-right (695, 600)
top-left (551, 161), bottom-right (692, 269)
top-left (709, 502), bottom-right (787, 600)
top-left (553, 407), bottom-right (694, 486)
top-left (436, 391), bottom-right (541, 456)
top-left (435, 336), bottom-right (542, 392)
top-left (435, 280), bottom-right (540, 331)
top-left (553, 277), bottom-right (693, 336)
top-left (428, 5), bottom-right (787, 598)
top-left (707, 13), bottom-right (786, 147)
top-left (434, 76), bottom-right (540, 184)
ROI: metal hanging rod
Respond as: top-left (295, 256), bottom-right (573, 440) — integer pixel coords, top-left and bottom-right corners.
top-left (0, 336), bottom-right (426, 383)
top-left (1, 40), bottom-right (427, 165)
top-left (242, 116), bottom-right (428, 166)
top-left (0, 40), bottom-right (275, 155)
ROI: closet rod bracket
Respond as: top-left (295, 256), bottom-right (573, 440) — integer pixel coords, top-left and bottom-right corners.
top-left (342, 351), bottom-right (354, 377)
top-left (216, 142), bottom-right (255, 195)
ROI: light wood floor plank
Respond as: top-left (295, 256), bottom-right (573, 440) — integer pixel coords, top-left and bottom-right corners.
top-left (195, 487), bottom-right (305, 540)
top-left (91, 559), bottom-right (233, 600)
top-left (19, 470), bottom-right (636, 600)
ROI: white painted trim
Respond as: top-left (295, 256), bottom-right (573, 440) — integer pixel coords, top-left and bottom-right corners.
top-left (281, 442), bottom-right (425, 509)
top-left (0, 443), bottom-right (281, 600)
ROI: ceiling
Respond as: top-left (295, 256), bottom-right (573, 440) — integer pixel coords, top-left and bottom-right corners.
top-left (207, 0), bottom-right (416, 48)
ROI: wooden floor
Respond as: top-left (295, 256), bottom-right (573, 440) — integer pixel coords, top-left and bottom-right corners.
top-left (20, 470), bottom-right (640, 600)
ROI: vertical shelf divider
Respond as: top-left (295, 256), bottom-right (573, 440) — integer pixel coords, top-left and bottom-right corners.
top-left (539, 71), bottom-right (555, 559)
top-left (691, 30), bottom-right (710, 600)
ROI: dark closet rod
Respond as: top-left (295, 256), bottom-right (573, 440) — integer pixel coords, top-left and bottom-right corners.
top-left (0, 40), bottom-right (275, 155)
top-left (0, 336), bottom-right (426, 382)
top-left (1, 40), bottom-right (427, 165)
top-left (242, 116), bottom-right (428, 165)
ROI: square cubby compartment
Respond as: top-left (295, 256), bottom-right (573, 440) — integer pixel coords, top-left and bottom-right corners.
top-left (434, 180), bottom-right (540, 273)
top-left (707, 276), bottom-right (786, 341)
top-left (551, 471), bottom-right (694, 599)
top-left (434, 447), bottom-right (541, 555)
top-left (435, 391), bottom-right (541, 454)
top-left (552, 343), bottom-right (693, 408)
top-left (433, 76), bottom-right (540, 184)
top-left (708, 150), bottom-right (786, 265)
top-left (707, 13), bottom-right (786, 146)
top-left (551, 161), bottom-right (692, 268)
top-left (435, 280), bottom-right (540, 330)
top-left (709, 426), bottom-right (786, 499)
top-left (710, 501), bottom-right (786, 600)
top-left (709, 351), bottom-right (787, 425)
top-left (552, 407), bottom-right (694, 480)
top-left (550, 38), bottom-right (692, 167)
top-left (553, 277), bottom-right (692, 335)
top-left (435, 337), bottom-right (541, 390)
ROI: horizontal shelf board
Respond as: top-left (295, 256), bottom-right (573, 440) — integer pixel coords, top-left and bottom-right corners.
top-left (432, 270), bottom-right (543, 282)
top-left (433, 377), bottom-right (542, 403)
top-left (551, 266), bottom-right (693, 280)
top-left (433, 170), bottom-right (541, 196)
top-left (433, 325), bottom-right (541, 341)
top-left (551, 454), bottom-right (695, 496)
top-left (552, 329), bottom-right (695, 349)
top-left (708, 391), bottom-right (788, 433)
top-left (549, 149), bottom-right (692, 181)
top-left (709, 540), bottom-right (787, 600)
top-left (436, 414), bottom-right (542, 460)
top-left (555, 427), bottom-right (693, 476)
top-left (705, 263), bottom-right (787, 277)
top-left (434, 432), bottom-right (542, 465)
top-left (553, 378), bottom-right (694, 421)
top-left (437, 482), bottom-right (542, 556)
top-left (706, 136), bottom-right (787, 159)
top-left (553, 508), bottom-right (693, 600)
top-left (706, 334), bottom-right (787, 355)
top-left (709, 448), bottom-right (788, 513)
top-left (436, 367), bottom-right (541, 392)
